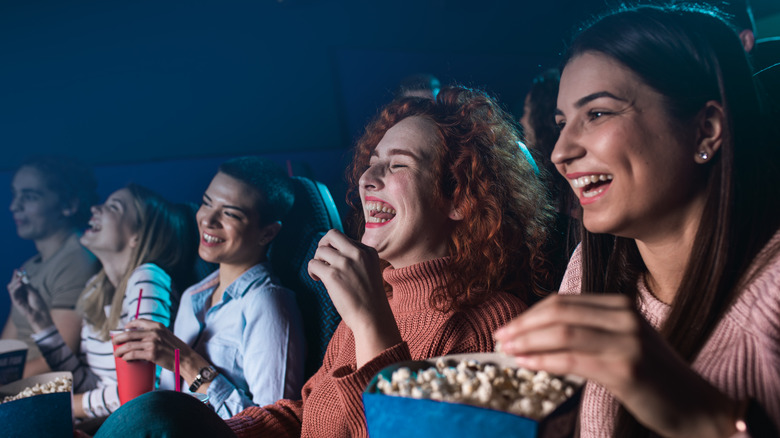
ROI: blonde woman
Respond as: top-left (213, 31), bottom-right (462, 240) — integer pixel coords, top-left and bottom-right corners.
top-left (9, 183), bottom-right (196, 418)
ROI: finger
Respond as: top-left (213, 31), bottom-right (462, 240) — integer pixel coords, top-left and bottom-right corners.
top-left (499, 322), bottom-right (639, 358)
top-left (495, 294), bottom-right (635, 340)
top-left (124, 318), bottom-right (162, 331)
top-left (307, 258), bottom-right (323, 281)
top-left (311, 245), bottom-right (346, 269)
top-left (307, 258), bottom-right (340, 284)
top-left (111, 329), bottom-right (150, 344)
top-left (513, 350), bottom-right (602, 377)
top-left (317, 229), bottom-right (362, 256)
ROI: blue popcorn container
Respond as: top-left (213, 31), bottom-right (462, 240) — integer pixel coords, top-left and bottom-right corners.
top-left (0, 371), bottom-right (74, 438)
top-left (363, 353), bottom-right (582, 438)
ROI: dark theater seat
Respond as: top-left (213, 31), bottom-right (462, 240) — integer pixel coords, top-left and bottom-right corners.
top-left (269, 176), bottom-right (343, 379)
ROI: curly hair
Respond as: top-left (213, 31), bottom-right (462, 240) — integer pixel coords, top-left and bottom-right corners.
top-left (346, 86), bottom-right (555, 312)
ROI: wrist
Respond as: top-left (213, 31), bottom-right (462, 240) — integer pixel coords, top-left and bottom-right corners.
top-left (180, 351), bottom-right (211, 385)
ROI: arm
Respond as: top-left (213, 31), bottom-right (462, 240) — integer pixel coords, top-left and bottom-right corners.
top-left (307, 229), bottom-right (402, 368)
top-left (494, 294), bottom-right (741, 438)
top-left (78, 266), bottom-right (174, 418)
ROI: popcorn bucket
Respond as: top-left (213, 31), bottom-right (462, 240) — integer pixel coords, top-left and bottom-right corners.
top-left (363, 353), bottom-right (583, 438)
top-left (0, 371), bottom-right (74, 438)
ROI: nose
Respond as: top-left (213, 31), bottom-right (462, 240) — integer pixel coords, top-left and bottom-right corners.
top-left (358, 163), bottom-right (385, 192)
top-left (9, 196), bottom-right (20, 212)
top-left (550, 123), bottom-right (585, 170)
top-left (90, 204), bottom-right (100, 215)
top-left (198, 206), bottom-right (218, 228)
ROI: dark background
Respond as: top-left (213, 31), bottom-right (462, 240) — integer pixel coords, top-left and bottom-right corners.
top-left (2, 0), bottom-right (779, 326)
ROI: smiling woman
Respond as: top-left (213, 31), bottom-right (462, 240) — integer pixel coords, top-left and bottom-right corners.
top-left (109, 157), bottom-right (306, 419)
top-left (494, 4), bottom-right (780, 437)
top-left (9, 183), bottom-right (197, 418)
top-left (93, 86), bottom-right (555, 437)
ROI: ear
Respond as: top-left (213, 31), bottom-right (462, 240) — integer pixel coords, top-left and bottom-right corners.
top-left (258, 221), bottom-right (282, 247)
top-left (61, 199), bottom-right (79, 218)
top-left (128, 233), bottom-right (140, 249)
top-left (738, 29), bottom-right (755, 53)
top-left (448, 203), bottom-right (464, 221)
top-left (693, 100), bottom-right (725, 164)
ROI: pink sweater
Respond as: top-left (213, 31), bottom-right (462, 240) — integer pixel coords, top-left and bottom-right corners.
top-left (560, 231), bottom-right (780, 437)
top-left (225, 257), bottom-right (527, 437)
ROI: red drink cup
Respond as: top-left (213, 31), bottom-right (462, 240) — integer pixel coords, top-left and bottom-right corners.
top-left (110, 330), bottom-right (155, 405)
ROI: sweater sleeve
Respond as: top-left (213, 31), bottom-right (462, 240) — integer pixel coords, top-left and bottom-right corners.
top-left (223, 322), bottom-right (348, 438)
top-left (32, 325), bottom-right (101, 393)
top-left (329, 341), bottom-right (412, 436)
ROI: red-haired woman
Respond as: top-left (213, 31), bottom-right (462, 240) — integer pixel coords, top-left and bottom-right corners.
top-left (94, 86), bottom-right (554, 437)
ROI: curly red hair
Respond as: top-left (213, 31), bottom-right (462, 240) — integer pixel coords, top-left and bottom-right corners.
top-left (347, 86), bottom-right (554, 312)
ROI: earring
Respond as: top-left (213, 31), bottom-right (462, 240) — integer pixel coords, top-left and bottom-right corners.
top-left (697, 150), bottom-right (709, 161)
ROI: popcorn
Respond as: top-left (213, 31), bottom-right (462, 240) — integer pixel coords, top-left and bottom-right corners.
top-left (2, 376), bottom-right (72, 404)
top-left (376, 359), bottom-right (577, 420)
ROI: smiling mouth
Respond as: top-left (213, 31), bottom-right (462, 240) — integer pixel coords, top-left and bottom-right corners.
top-left (202, 233), bottom-right (225, 244)
top-left (365, 201), bottom-right (396, 224)
top-left (571, 174), bottom-right (613, 198)
top-left (87, 219), bottom-right (101, 232)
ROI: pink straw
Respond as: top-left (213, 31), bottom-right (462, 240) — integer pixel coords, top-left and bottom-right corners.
top-left (174, 349), bottom-right (181, 392)
top-left (134, 289), bottom-right (143, 320)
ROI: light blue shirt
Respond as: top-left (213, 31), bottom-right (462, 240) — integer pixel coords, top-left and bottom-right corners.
top-left (159, 263), bottom-right (305, 418)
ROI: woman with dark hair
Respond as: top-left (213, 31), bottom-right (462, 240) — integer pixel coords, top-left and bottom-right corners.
top-left (10, 184), bottom-right (197, 418)
top-left (94, 86), bottom-right (553, 437)
top-left (496, 5), bottom-right (780, 437)
top-left (112, 157), bottom-right (306, 419)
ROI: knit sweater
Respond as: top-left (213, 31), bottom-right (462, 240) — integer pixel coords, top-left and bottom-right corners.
top-left (559, 230), bottom-right (780, 437)
top-left (225, 257), bottom-right (527, 437)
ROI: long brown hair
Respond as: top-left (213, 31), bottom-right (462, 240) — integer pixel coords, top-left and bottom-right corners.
top-left (347, 86), bottom-right (555, 312)
top-left (563, 5), bottom-right (780, 436)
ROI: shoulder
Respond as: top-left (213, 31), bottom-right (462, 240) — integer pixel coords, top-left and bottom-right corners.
top-left (558, 244), bottom-right (582, 295)
top-left (241, 280), bottom-right (298, 315)
top-left (729, 231), bottom-right (780, 332)
top-left (128, 263), bottom-right (172, 292)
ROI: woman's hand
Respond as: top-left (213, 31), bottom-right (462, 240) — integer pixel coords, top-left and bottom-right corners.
top-left (112, 319), bottom-right (211, 388)
top-left (494, 294), bottom-right (740, 437)
top-left (7, 269), bottom-right (54, 332)
top-left (307, 229), bottom-right (402, 367)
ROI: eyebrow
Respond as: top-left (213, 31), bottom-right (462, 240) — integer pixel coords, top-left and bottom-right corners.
top-left (108, 198), bottom-right (126, 210)
top-left (15, 188), bottom-right (45, 195)
top-left (555, 91), bottom-right (627, 116)
top-left (203, 193), bottom-right (248, 214)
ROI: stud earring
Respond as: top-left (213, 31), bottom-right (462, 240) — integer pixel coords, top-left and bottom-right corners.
top-left (697, 150), bottom-right (709, 161)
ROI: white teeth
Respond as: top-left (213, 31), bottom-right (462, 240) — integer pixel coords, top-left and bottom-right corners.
top-left (363, 201), bottom-right (397, 215)
top-left (366, 217), bottom-right (391, 223)
top-left (202, 233), bottom-right (225, 244)
top-left (571, 174), bottom-right (613, 188)
top-left (583, 187), bottom-right (607, 198)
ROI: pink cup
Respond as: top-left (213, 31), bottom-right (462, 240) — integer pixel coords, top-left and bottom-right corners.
top-left (110, 329), bottom-right (155, 405)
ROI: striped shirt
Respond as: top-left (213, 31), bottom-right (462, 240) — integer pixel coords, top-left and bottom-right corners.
top-left (33, 263), bottom-right (174, 418)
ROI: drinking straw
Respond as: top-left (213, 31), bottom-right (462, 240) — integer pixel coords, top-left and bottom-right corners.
top-left (174, 349), bottom-right (181, 392)
top-left (134, 289), bottom-right (143, 320)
